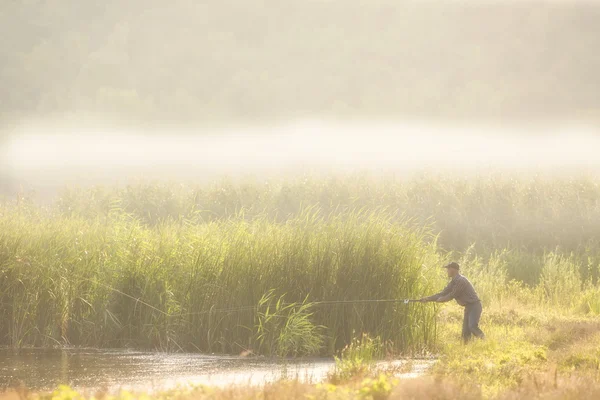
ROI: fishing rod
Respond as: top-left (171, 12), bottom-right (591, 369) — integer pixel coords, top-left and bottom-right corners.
top-left (312, 299), bottom-right (419, 306)
top-left (162, 298), bottom-right (424, 317)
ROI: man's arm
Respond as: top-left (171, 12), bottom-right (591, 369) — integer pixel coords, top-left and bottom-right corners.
top-left (436, 277), bottom-right (467, 302)
top-left (420, 280), bottom-right (453, 302)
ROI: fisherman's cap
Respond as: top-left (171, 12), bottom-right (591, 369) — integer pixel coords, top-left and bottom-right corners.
top-left (443, 262), bottom-right (460, 270)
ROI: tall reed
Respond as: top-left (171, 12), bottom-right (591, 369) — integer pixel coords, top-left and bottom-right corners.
top-left (0, 204), bottom-right (442, 354)
top-left (51, 173), bottom-right (600, 254)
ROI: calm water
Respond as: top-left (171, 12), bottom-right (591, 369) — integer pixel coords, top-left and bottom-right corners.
top-left (0, 349), bottom-right (431, 393)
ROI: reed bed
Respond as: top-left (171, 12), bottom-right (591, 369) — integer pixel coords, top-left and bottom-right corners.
top-left (46, 174), bottom-right (600, 284)
top-left (50, 173), bottom-right (600, 253)
top-left (0, 205), bottom-right (442, 354)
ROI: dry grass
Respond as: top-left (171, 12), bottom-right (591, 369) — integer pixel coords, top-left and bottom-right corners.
top-left (6, 373), bottom-right (600, 400)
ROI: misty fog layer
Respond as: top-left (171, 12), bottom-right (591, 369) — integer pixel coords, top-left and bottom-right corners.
top-left (2, 121), bottom-right (600, 196)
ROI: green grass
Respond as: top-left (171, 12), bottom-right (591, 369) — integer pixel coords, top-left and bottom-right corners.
top-left (429, 252), bottom-right (600, 397)
top-left (430, 303), bottom-right (600, 397)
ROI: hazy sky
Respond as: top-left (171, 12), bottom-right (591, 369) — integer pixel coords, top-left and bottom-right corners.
top-left (2, 0), bottom-right (600, 196)
top-left (1, 0), bottom-right (599, 125)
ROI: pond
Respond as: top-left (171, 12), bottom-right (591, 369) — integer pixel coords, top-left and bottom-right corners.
top-left (0, 349), bottom-right (432, 393)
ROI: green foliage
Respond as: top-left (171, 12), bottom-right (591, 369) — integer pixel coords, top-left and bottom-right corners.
top-left (41, 385), bottom-right (85, 400)
top-left (358, 375), bottom-right (398, 400)
top-left (561, 351), bottom-right (600, 371)
top-left (254, 290), bottom-right (323, 357)
top-left (435, 325), bottom-right (548, 397)
top-left (329, 333), bottom-right (386, 384)
top-left (339, 333), bottom-right (385, 365)
top-left (330, 356), bottom-right (371, 385)
top-left (34, 384), bottom-right (208, 400)
top-left (576, 289), bottom-right (600, 315)
top-left (457, 246), bottom-right (509, 307)
top-left (540, 252), bottom-right (583, 308)
top-left (497, 248), bottom-right (545, 286)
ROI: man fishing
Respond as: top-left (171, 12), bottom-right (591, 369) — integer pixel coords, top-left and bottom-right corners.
top-left (419, 262), bottom-right (485, 343)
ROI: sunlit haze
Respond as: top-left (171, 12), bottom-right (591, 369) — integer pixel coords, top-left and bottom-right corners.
top-left (1, 120), bottom-right (599, 196)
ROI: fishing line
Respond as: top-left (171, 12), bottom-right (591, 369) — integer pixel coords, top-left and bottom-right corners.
top-left (76, 275), bottom-right (171, 316)
top-left (72, 274), bottom-right (425, 318)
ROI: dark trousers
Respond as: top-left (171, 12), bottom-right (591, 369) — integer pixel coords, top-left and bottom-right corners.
top-left (462, 301), bottom-right (485, 343)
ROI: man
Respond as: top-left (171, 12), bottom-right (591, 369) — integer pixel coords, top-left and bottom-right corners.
top-left (419, 262), bottom-right (485, 343)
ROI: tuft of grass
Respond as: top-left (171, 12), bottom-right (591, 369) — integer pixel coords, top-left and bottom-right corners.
top-left (254, 290), bottom-right (324, 357)
top-left (328, 333), bottom-right (388, 384)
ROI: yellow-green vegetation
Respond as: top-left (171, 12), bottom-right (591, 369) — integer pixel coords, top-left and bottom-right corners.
top-left (51, 174), bottom-right (600, 255)
top-left (429, 306), bottom-right (600, 398)
top-left (0, 377), bottom-right (398, 400)
top-left (7, 369), bottom-right (600, 400)
top-left (0, 203), bottom-right (442, 354)
top-left (5, 175), bottom-right (600, 398)
top-left (428, 242), bottom-right (600, 397)
top-left (328, 333), bottom-right (387, 384)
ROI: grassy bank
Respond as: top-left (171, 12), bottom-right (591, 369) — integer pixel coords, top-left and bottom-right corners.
top-left (429, 250), bottom-right (600, 398)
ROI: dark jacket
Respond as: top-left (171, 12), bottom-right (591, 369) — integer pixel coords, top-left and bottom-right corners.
top-left (424, 274), bottom-right (480, 306)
